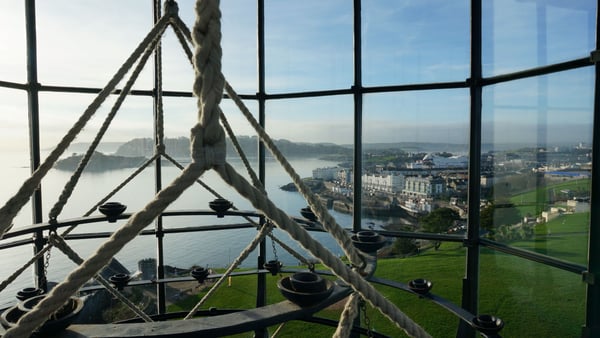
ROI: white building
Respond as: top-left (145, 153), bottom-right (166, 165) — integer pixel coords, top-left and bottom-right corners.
top-left (362, 172), bottom-right (405, 194)
top-left (402, 175), bottom-right (445, 198)
top-left (312, 166), bottom-right (340, 180)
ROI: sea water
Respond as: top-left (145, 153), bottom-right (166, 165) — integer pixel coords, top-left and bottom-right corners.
top-left (0, 152), bottom-right (384, 307)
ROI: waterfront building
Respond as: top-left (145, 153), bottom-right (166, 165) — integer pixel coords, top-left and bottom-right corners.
top-left (312, 166), bottom-right (340, 180)
top-left (362, 172), bottom-right (405, 194)
top-left (337, 168), bottom-right (353, 187)
top-left (402, 175), bottom-right (445, 198)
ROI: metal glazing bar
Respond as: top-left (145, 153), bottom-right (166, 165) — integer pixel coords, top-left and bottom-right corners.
top-left (255, 1), bottom-right (268, 337)
top-left (24, 0), bottom-right (46, 292)
top-left (152, 0), bottom-right (166, 316)
top-left (352, 0), bottom-right (362, 234)
top-left (457, 0), bottom-right (483, 337)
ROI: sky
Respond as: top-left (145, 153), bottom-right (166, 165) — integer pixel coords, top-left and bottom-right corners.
top-left (0, 0), bottom-right (597, 152)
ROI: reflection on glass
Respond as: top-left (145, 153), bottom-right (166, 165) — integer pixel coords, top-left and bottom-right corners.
top-left (482, 0), bottom-right (596, 76)
top-left (362, 90), bottom-right (469, 233)
top-left (265, 0), bottom-right (353, 92)
top-left (363, 0), bottom-right (469, 86)
top-left (480, 251), bottom-right (585, 337)
top-left (482, 68), bottom-right (593, 264)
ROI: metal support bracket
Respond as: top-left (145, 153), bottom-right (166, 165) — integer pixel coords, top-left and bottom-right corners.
top-left (582, 271), bottom-right (595, 285)
top-left (590, 50), bottom-right (600, 63)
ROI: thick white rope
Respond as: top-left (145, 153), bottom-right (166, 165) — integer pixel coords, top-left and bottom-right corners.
top-left (49, 31), bottom-right (162, 221)
top-left (0, 13), bottom-right (173, 240)
top-left (171, 9), bottom-right (427, 335)
top-left (171, 16), bottom-right (343, 274)
top-left (49, 235), bottom-right (153, 322)
top-left (215, 163), bottom-right (431, 338)
top-left (333, 293), bottom-right (361, 338)
top-left (190, 0), bottom-right (226, 166)
top-left (184, 221), bottom-right (273, 319)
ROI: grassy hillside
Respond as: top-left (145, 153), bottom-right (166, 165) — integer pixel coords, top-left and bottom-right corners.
top-left (167, 224), bottom-right (586, 338)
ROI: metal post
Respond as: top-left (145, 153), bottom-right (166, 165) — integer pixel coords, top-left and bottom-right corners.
top-left (153, 0), bottom-right (166, 315)
top-left (350, 1), bottom-right (363, 336)
top-left (457, 0), bottom-right (482, 337)
top-left (255, 1), bottom-right (268, 337)
top-left (24, 0), bottom-right (47, 292)
top-left (352, 0), bottom-right (363, 234)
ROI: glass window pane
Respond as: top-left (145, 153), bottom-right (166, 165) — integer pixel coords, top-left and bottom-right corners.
top-left (36, 1), bottom-right (153, 88)
top-left (482, 68), bottom-right (593, 265)
top-left (371, 243), bottom-right (466, 336)
top-left (362, 90), bottom-right (469, 232)
top-left (0, 3), bottom-right (26, 83)
top-left (266, 96), bottom-right (353, 225)
top-left (483, 0), bottom-right (596, 76)
top-left (162, 0), bottom-right (257, 94)
top-left (0, 88), bottom-right (31, 227)
top-left (265, 0), bottom-right (353, 92)
top-left (480, 251), bottom-right (585, 337)
top-left (363, 0), bottom-right (470, 86)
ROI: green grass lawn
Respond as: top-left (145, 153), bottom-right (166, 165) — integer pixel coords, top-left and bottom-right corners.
top-left (165, 235), bottom-right (586, 337)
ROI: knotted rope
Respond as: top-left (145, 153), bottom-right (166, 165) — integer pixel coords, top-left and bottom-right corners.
top-left (190, 0), bottom-right (226, 170)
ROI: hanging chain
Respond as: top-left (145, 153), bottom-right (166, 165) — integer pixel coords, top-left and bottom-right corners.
top-left (360, 298), bottom-right (373, 338)
top-left (41, 230), bottom-right (56, 288)
top-left (269, 227), bottom-right (279, 261)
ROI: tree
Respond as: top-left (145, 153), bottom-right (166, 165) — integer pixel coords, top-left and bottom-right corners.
top-left (393, 236), bottom-right (418, 256)
top-left (420, 207), bottom-right (460, 250)
top-left (480, 201), bottom-right (521, 231)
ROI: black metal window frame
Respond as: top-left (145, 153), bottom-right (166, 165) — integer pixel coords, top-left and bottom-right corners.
top-left (0, 0), bottom-right (598, 336)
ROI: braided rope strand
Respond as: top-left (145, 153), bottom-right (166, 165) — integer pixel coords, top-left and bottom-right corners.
top-left (333, 293), bottom-right (361, 338)
top-left (191, 0), bottom-right (225, 148)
